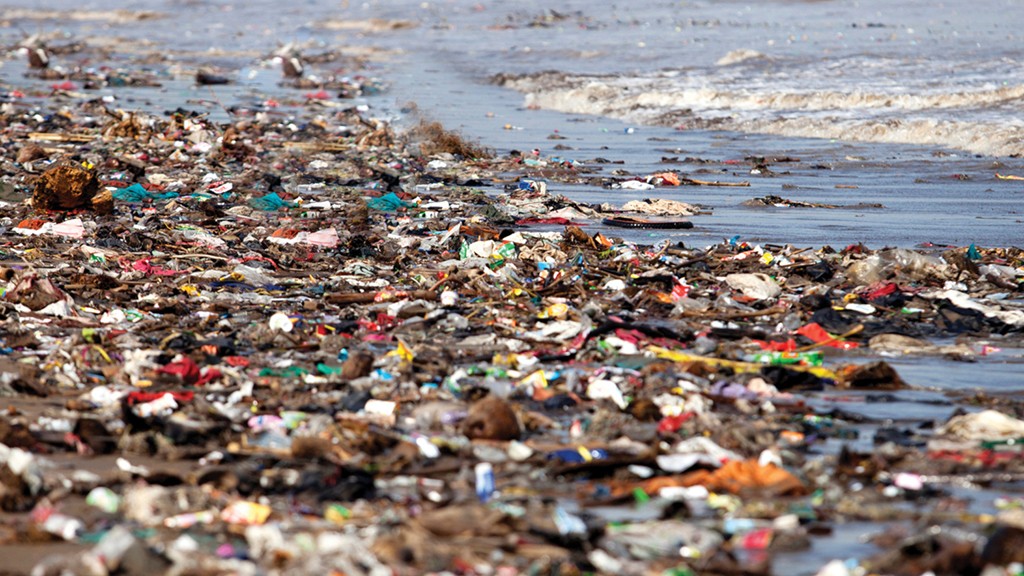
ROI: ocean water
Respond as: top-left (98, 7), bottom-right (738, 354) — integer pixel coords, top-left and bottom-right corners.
top-left (2, 2), bottom-right (1024, 573)
top-left (367, 0), bottom-right (1024, 248)
top-left (5, 0), bottom-right (1023, 160)
top-left (371, 1), bottom-right (1024, 152)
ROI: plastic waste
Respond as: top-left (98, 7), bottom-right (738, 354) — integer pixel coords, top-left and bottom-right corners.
top-left (248, 192), bottom-right (294, 210)
top-left (936, 410), bottom-right (1024, 441)
top-left (846, 248), bottom-right (946, 284)
top-left (725, 273), bottom-right (781, 300)
top-left (111, 182), bottom-right (179, 202)
top-left (366, 192), bottom-right (413, 211)
top-left (221, 501), bottom-right (273, 525)
top-left (602, 520), bottom-right (724, 560)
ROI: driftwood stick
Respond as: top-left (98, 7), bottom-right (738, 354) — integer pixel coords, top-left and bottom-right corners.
top-left (327, 290), bottom-right (438, 305)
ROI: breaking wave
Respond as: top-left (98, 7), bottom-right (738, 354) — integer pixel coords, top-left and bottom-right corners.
top-left (497, 71), bottom-right (1024, 157)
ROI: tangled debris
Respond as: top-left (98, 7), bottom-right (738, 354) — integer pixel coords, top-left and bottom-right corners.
top-left (0, 57), bottom-right (1023, 576)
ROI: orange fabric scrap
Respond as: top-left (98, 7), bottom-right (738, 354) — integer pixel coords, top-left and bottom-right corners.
top-left (650, 172), bottom-right (681, 186)
top-left (611, 459), bottom-right (807, 498)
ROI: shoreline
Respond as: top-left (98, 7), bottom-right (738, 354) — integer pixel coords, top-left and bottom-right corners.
top-left (2, 8), bottom-right (1024, 576)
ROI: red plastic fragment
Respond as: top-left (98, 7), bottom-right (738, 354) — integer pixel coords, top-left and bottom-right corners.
top-left (157, 356), bottom-right (202, 385)
top-left (796, 323), bottom-right (859, 350)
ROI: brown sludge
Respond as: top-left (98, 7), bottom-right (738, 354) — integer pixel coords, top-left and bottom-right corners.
top-left (462, 395), bottom-right (522, 441)
top-left (32, 162), bottom-right (101, 211)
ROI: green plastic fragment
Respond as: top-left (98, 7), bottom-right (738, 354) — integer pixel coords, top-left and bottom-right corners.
top-left (632, 487), bottom-right (650, 504)
top-left (317, 363), bottom-right (343, 375)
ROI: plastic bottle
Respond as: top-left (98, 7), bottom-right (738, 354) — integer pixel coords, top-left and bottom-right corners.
top-left (86, 487), bottom-right (121, 514)
top-left (41, 513), bottom-right (84, 540)
top-left (748, 350), bottom-right (824, 367)
top-left (475, 462), bottom-right (495, 502)
top-left (164, 510), bottom-right (217, 529)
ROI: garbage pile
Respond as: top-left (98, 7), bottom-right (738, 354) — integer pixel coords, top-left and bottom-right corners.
top-left (1, 97), bottom-right (1024, 576)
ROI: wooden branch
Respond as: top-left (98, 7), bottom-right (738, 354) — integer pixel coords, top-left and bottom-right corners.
top-left (677, 306), bottom-right (788, 319)
top-left (681, 177), bottom-right (750, 187)
top-left (28, 132), bottom-right (95, 143)
top-left (327, 289), bottom-right (438, 305)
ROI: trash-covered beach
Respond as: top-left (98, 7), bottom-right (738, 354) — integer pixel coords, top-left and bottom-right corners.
top-left (2, 2), bottom-right (1024, 576)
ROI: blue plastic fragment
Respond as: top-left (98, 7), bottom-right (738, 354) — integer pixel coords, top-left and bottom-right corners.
top-left (366, 192), bottom-right (413, 212)
top-left (249, 192), bottom-right (293, 211)
top-left (111, 183), bottom-right (180, 203)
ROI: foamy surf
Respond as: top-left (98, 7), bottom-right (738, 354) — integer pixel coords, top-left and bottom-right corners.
top-left (496, 71), bottom-right (1024, 157)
